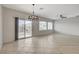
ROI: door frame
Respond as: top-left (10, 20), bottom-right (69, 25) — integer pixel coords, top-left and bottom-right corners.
top-left (15, 17), bottom-right (19, 41)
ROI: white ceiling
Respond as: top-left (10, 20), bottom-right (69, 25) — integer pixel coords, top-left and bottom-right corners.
top-left (2, 4), bottom-right (79, 20)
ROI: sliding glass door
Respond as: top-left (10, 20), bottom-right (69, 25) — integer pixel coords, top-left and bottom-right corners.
top-left (25, 20), bottom-right (32, 37)
top-left (18, 19), bottom-right (32, 39)
top-left (18, 20), bottom-right (25, 38)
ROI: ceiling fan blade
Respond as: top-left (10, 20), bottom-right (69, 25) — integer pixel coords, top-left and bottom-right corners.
top-left (60, 14), bottom-right (67, 19)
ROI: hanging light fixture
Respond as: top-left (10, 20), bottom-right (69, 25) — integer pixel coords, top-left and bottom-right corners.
top-left (28, 4), bottom-right (39, 20)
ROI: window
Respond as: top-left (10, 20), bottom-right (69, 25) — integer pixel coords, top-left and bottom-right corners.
top-left (48, 22), bottom-right (53, 30)
top-left (39, 21), bottom-right (47, 30)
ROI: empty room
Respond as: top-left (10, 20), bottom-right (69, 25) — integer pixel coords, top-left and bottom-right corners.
top-left (0, 4), bottom-right (79, 54)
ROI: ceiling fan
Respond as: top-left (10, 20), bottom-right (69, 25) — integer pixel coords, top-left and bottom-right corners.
top-left (59, 14), bottom-right (67, 19)
top-left (56, 14), bottom-right (67, 20)
top-left (55, 13), bottom-right (68, 23)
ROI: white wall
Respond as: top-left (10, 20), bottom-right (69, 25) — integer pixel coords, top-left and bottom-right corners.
top-left (0, 5), bottom-right (3, 48)
top-left (2, 7), bottom-right (54, 43)
top-left (55, 17), bottom-right (79, 36)
top-left (2, 7), bottom-right (29, 43)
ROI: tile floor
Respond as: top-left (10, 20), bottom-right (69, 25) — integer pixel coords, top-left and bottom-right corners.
top-left (0, 33), bottom-right (79, 54)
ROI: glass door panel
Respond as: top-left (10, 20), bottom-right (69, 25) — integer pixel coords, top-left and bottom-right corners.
top-left (25, 20), bottom-right (32, 37)
top-left (18, 20), bottom-right (25, 39)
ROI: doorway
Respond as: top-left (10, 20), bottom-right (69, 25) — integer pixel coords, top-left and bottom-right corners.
top-left (15, 17), bottom-right (32, 40)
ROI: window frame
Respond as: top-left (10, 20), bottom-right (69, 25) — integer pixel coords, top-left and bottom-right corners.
top-left (47, 22), bottom-right (53, 30)
top-left (39, 21), bottom-right (47, 31)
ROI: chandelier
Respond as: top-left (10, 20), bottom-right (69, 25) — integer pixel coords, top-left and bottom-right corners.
top-left (28, 4), bottom-right (39, 20)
